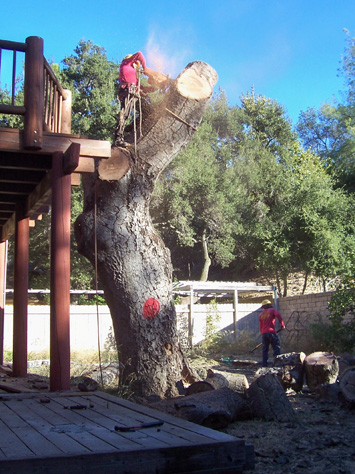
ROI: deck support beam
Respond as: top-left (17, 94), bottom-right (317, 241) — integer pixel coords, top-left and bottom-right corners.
top-left (50, 152), bottom-right (71, 391)
top-left (12, 203), bottom-right (29, 376)
top-left (0, 241), bottom-right (7, 365)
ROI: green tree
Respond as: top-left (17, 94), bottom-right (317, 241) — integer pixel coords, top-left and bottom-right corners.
top-left (297, 31), bottom-right (355, 192)
top-left (152, 99), bottom-right (239, 281)
top-left (226, 92), bottom-right (355, 295)
top-left (60, 40), bottom-right (119, 141)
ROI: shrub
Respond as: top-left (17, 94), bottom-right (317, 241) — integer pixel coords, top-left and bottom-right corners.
top-left (311, 280), bottom-right (355, 353)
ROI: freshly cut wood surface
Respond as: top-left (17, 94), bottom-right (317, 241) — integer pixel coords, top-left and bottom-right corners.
top-left (98, 147), bottom-right (131, 181)
top-left (304, 351), bottom-right (339, 390)
top-left (176, 62), bottom-right (216, 100)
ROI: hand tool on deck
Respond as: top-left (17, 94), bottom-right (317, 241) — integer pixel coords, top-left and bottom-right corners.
top-left (114, 421), bottom-right (164, 432)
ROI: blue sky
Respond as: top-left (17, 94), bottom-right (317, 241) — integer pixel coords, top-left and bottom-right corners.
top-left (1, 0), bottom-right (354, 124)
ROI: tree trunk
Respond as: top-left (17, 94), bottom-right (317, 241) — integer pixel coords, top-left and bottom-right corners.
top-left (304, 351), bottom-right (339, 391)
top-left (149, 387), bottom-right (251, 429)
top-left (75, 62), bottom-right (218, 399)
top-left (199, 228), bottom-right (211, 281)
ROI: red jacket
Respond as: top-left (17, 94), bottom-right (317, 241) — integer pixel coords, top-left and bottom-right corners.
top-left (119, 52), bottom-right (146, 86)
top-left (259, 307), bottom-right (285, 334)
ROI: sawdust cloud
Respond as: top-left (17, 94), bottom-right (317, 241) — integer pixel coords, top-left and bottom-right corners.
top-left (145, 31), bottom-right (190, 79)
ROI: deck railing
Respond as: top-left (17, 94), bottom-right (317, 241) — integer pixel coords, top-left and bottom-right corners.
top-left (0, 36), bottom-right (71, 149)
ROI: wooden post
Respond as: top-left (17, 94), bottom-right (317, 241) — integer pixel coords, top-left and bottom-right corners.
top-left (23, 36), bottom-right (44, 150)
top-left (0, 241), bottom-right (7, 365)
top-left (50, 151), bottom-right (71, 391)
top-left (233, 289), bottom-right (238, 341)
top-left (12, 204), bottom-right (29, 377)
top-left (61, 89), bottom-right (72, 134)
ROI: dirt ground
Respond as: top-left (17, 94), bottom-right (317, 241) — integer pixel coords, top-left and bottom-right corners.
top-left (216, 360), bottom-right (355, 474)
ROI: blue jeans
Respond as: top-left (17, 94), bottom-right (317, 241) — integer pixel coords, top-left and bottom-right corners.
top-left (262, 333), bottom-right (281, 367)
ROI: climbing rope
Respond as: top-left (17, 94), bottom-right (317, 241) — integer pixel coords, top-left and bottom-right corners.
top-left (94, 181), bottom-right (105, 390)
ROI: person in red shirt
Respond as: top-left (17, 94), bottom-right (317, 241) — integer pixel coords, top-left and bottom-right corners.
top-left (259, 299), bottom-right (285, 367)
top-left (115, 52), bottom-right (158, 147)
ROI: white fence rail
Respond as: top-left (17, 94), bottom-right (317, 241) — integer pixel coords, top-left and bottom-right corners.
top-left (3, 303), bottom-right (263, 352)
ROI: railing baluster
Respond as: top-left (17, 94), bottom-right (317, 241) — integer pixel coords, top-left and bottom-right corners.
top-left (12, 50), bottom-right (16, 105)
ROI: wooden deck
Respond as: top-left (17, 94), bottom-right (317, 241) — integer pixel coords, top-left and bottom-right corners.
top-left (0, 390), bottom-right (254, 473)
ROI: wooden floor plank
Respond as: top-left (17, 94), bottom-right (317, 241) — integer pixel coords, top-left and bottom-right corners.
top-left (0, 391), bottom-right (254, 473)
top-left (90, 394), bottom-right (221, 445)
top-left (20, 398), bottom-right (92, 455)
top-left (52, 395), bottom-right (173, 450)
top-left (46, 396), bottom-right (149, 451)
top-left (0, 402), bottom-right (63, 457)
top-left (94, 391), bottom-right (243, 441)
top-left (66, 395), bottom-right (205, 448)
top-left (0, 419), bottom-right (35, 460)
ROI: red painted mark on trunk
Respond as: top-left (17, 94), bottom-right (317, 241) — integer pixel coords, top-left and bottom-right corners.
top-left (143, 298), bottom-right (160, 319)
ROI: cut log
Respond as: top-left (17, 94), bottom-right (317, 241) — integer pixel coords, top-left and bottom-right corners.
top-left (227, 373), bottom-right (249, 394)
top-left (304, 352), bottom-right (339, 391)
top-left (149, 387), bottom-right (251, 429)
top-left (185, 369), bottom-right (230, 395)
top-left (272, 352), bottom-right (306, 392)
top-left (205, 369), bottom-right (229, 389)
top-left (98, 147), bottom-right (131, 181)
top-left (338, 353), bottom-right (355, 376)
top-left (339, 366), bottom-right (355, 403)
top-left (185, 381), bottom-right (215, 396)
top-left (247, 373), bottom-right (295, 422)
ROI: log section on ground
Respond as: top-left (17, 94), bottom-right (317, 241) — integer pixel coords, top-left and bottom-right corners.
top-left (304, 351), bottom-right (339, 391)
top-left (75, 61), bottom-right (218, 399)
top-left (149, 387), bottom-right (251, 429)
top-left (339, 366), bottom-right (355, 403)
top-left (247, 373), bottom-right (296, 422)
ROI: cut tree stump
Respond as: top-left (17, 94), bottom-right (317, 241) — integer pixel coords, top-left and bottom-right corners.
top-left (304, 352), bottom-right (339, 391)
top-left (149, 387), bottom-right (251, 429)
top-left (339, 366), bottom-right (355, 404)
top-left (247, 373), bottom-right (296, 422)
top-left (273, 352), bottom-right (306, 392)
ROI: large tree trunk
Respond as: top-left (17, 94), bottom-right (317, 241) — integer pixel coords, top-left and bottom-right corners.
top-left (75, 62), bottom-right (218, 399)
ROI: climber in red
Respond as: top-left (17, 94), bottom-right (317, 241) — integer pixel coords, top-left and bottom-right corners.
top-left (115, 52), bottom-right (170, 147)
top-left (115, 52), bottom-right (158, 147)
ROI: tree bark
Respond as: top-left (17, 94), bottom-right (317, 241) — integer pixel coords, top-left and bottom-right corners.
top-left (199, 227), bottom-right (211, 281)
top-left (149, 387), bottom-right (251, 429)
top-left (339, 366), bottom-right (355, 404)
top-left (247, 373), bottom-right (296, 422)
top-left (75, 62), bottom-right (218, 398)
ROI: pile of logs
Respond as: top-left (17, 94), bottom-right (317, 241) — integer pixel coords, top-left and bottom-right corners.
top-left (148, 351), bottom-right (355, 429)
